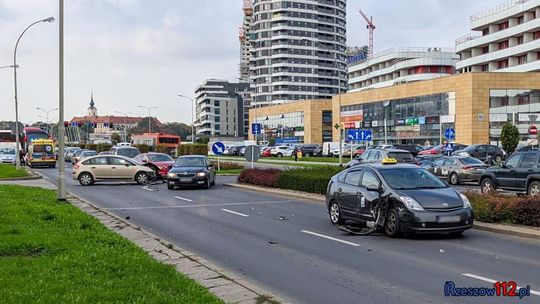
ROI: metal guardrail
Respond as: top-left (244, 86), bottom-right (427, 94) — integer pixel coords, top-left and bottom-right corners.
top-left (455, 33), bottom-right (482, 46)
top-left (470, 0), bottom-right (531, 22)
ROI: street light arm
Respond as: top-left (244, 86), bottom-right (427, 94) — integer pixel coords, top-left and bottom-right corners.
top-left (14, 17), bottom-right (55, 66)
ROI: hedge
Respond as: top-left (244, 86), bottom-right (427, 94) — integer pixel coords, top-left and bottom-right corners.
top-left (177, 144), bottom-right (208, 156)
top-left (238, 166), bottom-right (343, 195)
top-left (465, 192), bottom-right (540, 227)
top-left (96, 143), bottom-right (112, 153)
top-left (84, 144), bottom-right (97, 151)
top-left (133, 144), bottom-right (149, 153)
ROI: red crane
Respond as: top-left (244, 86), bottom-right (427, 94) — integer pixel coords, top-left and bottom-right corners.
top-left (358, 8), bottom-right (375, 58)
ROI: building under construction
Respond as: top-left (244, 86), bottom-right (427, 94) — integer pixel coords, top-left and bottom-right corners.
top-left (239, 0), bottom-right (253, 82)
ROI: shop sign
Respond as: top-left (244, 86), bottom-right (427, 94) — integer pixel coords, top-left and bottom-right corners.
top-left (440, 115), bottom-right (455, 123)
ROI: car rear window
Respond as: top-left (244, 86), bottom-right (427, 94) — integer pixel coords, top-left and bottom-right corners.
top-left (117, 148), bottom-right (140, 158)
top-left (388, 152), bottom-right (413, 162)
top-left (459, 157), bottom-right (483, 165)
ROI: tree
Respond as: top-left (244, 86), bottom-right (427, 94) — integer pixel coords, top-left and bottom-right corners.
top-left (500, 122), bottom-right (519, 154)
top-left (268, 137), bottom-right (276, 146)
top-left (111, 132), bottom-right (122, 145)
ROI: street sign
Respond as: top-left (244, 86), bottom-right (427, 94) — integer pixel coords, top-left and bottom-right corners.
top-left (347, 129), bottom-right (372, 141)
top-left (244, 145), bottom-right (260, 162)
top-left (529, 125), bottom-right (538, 135)
top-left (444, 128), bottom-right (456, 140)
top-left (10, 122), bottom-right (24, 135)
top-left (251, 123), bottom-right (262, 135)
top-left (211, 142), bottom-right (225, 155)
top-left (444, 142), bottom-right (454, 151)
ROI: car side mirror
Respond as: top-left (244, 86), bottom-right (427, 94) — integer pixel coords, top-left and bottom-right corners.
top-left (500, 161), bottom-right (506, 168)
top-left (366, 185), bottom-right (381, 193)
top-left (208, 164), bottom-right (214, 169)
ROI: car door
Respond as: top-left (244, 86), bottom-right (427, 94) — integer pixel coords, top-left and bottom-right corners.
top-left (88, 157), bottom-right (111, 179)
top-left (110, 157), bottom-right (137, 179)
top-left (357, 169), bottom-right (381, 220)
top-left (431, 157), bottom-right (447, 176)
top-left (338, 170), bottom-right (363, 216)
top-left (474, 145), bottom-right (488, 161)
top-left (496, 153), bottom-right (522, 188)
top-left (440, 157), bottom-right (458, 178)
top-left (514, 152), bottom-right (537, 189)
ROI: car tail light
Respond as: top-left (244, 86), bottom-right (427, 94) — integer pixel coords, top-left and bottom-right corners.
top-left (462, 165), bottom-right (474, 170)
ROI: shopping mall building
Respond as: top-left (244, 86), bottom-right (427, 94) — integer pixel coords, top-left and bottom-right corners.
top-left (249, 72), bottom-right (540, 146)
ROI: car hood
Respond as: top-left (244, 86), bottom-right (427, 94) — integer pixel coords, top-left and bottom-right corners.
top-left (0, 154), bottom-right (15, 158)
top-left (169, 166), bottom-right (207, 173)
top-left (396, 187), bottom-right (463, 209)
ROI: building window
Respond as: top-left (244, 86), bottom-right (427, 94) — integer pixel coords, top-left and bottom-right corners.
top-left (498, 40), bottom-right (509, 50)
top-left (535, 31), bottom-right (540, 40)
top-left (482, 28), bottom-right (489, 36)
top-left (482, 64), bottom-right (489, 71)
top-left (214, 100), bottom-right (219, 106)
top-left (214, 124), bottom-right (220, 131)
top-left (498, 59), bottom-right (509, 69)
top-left (215, 116), bottom-right (220, 123)
top-left (518, 16), bottom-right (524, 24)
top-left (499, 21), bottom-right (509, 30)
top-left (518, 55), bottom-right (528, 65)
top-left (214, 108), bottom-right (220, 114)
top-left (482, 46), bottom-right (489, 54)
top-left (517, 36), bottom-right (524, 45)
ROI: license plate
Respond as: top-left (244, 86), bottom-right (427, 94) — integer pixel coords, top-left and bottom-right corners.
top-left (180, 177), bottom-right (192, 182)
top-left (437, 215), bottom-right (461, 223)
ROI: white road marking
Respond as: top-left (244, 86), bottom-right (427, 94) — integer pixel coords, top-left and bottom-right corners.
top-left (301, 230), bottom-right (361, 247)
top-left (174, 196), bottom-right (193, 202)
top-left (141, 187), bottom-right (154, 192)
top-left (104, 200), bottom-right (294, 211)
top-left (462, 273), bottom-right (540, 296)
top-left (221, 209), bottom-right (249, 217)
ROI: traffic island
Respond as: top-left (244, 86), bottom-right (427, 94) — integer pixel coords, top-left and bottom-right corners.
top-left (0, 185), bottom-right (281, 304)
top-left (0, 164), bottom-right (41, 181)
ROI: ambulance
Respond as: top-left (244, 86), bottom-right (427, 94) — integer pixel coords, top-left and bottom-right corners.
top-left (26, 139), bottom-right (56, 168)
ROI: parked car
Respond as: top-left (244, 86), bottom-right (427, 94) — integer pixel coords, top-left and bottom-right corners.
top-left (515, 145), bottom-right (539, 153)
top-left (452, 144), bottom-right (505, 162)
top-left (260, 147), bottom-right (272, 157)
top-left (415, 155), bottom-right (445, 170)
top-left (0, 148), bottom-right (16, 164)
top-left (166, 155), bottom-right (216, 189)
top-left (111, 146), bottom-right (140, 159)
top-left (332, 144), bottom-right (363, 157)
top-left (325, 163), bottom-right (473, 237)
top-left (271, 146), bottom-right (291, 157)
top-left (480, 150), bottom-right (540, 195)
top-left (134, 152), bottom-right (175, 179)
top-left (64, 147), bottom-right (81, 162)
top-left (393, 145), bottom-right (425, 156)
top-left (347, 149), bottom-right (415, 168)
top-left (322, 142), bottom-right (340, 157)
top-left (72, 150), bottom-right (97, 165)
top-left (418, 143), bottom-right (467, 156)
top-left (71, 149), bottom-right (87, 164)
top-left (429, 156), bottom-right (489, 185)
top-left (72, 155), bottom-right (154, 186)
top-left (298, 144), bottom-right (322, 157)
top-left (98, 151), bottom-right (112, 155)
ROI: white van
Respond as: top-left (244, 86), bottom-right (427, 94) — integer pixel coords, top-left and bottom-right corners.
top-left (322, 142), bottom-right (340, 157)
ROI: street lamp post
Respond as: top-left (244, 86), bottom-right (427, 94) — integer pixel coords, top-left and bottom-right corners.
top-left (138, 105), bottom-right (158, 133)
top-left (302, 39), bottom-right (343, 165)
top-left (58, 0), bottom-right (66, 201)
top-left (13, 16), bottom-right (55, 170)
top-left (36, 107), bottom-right (58, 135)
top-left (177, 94), bottom-right (195, 143)
top-left (115, 111), bottom-right (132, 143)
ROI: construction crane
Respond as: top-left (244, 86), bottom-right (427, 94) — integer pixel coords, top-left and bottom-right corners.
top-left (358, 8), bottom-right (375, 59)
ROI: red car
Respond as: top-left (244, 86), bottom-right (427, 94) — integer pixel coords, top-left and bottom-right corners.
top-left (353, 148), bottom-right (365, 157)
top-left (418, 144), bottom-right (467, 156)
top-left (134, 153), bottom-right (174, 179)
top-left (260, 147), bottom-right (272, 157)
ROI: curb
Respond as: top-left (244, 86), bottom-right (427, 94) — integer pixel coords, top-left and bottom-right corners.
top-left (66, 192), bottom-right (286, 304)
top-left (225, 183), bottom-right (540, 240)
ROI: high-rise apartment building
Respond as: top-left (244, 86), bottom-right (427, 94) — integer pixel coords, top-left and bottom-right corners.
top-left (456, 0), bottom-right (540, 73)
top-left (250, 0), bottom-right (348, 106)
top-left (239, 0), bottom-right (254, 82)
top-left (194, 80), bottom-right (250, 137)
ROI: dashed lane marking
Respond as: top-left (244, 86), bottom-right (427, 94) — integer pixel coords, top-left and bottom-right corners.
top-left (221, 209), bottom-right (249, 217)
top-left (301, 230), bottom-right (361, 247)
top-left (104, 200), bottom-right (294, 211)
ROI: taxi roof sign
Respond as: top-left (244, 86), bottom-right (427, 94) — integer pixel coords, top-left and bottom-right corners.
top-left (382, 157), bottom-right (398, 165)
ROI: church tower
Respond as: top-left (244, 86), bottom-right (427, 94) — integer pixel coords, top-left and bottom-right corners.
top-left (87, 92), bottom-right (98, 117)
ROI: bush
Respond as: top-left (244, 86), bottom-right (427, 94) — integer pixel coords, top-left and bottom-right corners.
top-left (133, 144), bottom-right (149, 153)
top-left (96, 143), bottom-right (112, 153)
top-left (155, 145), bottom-right (170, 154)
top-left (277, 166), bottom-right (343, 194)
top-left (237, 166), bottom-right (343, 195)
top-left (500, 122), bottom-right (519, 154)
top-left (465, 192), bottom-right (540, 227)
top-left (84, 144), bottom-right (97, 151)
top-left (238, 169), bottom-right (281, 188)
top-left (216, 162), bottom-right (244, 170)
top-left (177, 144), bottom-right (208, 156)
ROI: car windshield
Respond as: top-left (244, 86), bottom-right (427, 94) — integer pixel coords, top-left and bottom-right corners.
top-left (82, 151), bottom-right (97, 157)
top-left (458, 157), bottom-right (484, 165)
top-left (380, 168), bottom-right (447, 190)
top-left (387, 152), bottom-right (413, 161)
top-left (33, 145), bottom-right (54, 154)
top-left (175, 157), bottom-right (207, 167)
top-left (148, 154), bottom-right (173, 162)
top-left (463, 145), bottom-right (479, 151)
top-left (117, 148), bottom-right (139, 158)
top-left (0, 148), bottom-right (15, 155)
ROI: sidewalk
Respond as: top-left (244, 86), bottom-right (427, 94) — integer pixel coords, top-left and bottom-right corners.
top-left (0, 178), bottom-right (56, 190)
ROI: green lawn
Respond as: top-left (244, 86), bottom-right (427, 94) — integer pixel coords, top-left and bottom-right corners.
top-left (0, 164), bottom-right (28, 179)
top-left (0, 185), bottom-right (223, 304)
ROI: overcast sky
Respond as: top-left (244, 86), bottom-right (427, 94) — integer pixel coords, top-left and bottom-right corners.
top-left (0, 0), bottom-right (500, 124)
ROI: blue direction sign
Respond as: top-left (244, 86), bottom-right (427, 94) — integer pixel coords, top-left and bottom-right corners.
top-left (444, 128), bottom-right (456, 140)
top-left (251, 123), bottom-right (262, 135)
top-left (347, 129), bottom-right (372, 141)
top-left (211, 142), bottom-right (225, 155)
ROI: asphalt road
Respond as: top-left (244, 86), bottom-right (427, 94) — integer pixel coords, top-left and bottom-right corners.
top-left (34, 165), bottom-right (540, 304)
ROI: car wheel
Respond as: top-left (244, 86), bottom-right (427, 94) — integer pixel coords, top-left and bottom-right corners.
top-left (78, 172), bottom-right (94, 186)
top-left (277, 153), bottom-right (283, 158)
top-left (329, 201), bottom-right (344, 225)
top-left (480, 178), bottom-right (494, 194)
top-left (167, 184), bottom-right (175, 190)
top-left (135, 172), bottom-right (149, 185)
top-left (304, 152), bottom-right (310, 157)
top-left (449, 173), bottom-right (459, 185)
top-left (384, 209), bottom-right (401, 238)
top-left (527, 181), bottom-right (540, 196)
top-left (210, 175), bottom-right (216, 186)
top-left (204, 178), bottom-right (211, 189)
top-left (494, 154), bottom-right (502, 163)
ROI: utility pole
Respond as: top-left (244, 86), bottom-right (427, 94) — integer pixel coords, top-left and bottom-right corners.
top-left (138, 105), bottom-right (158, 133)
top-left (177, 94), bottom-right (195, 143)
top-left (57, 0), bottom-right (66, 201)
